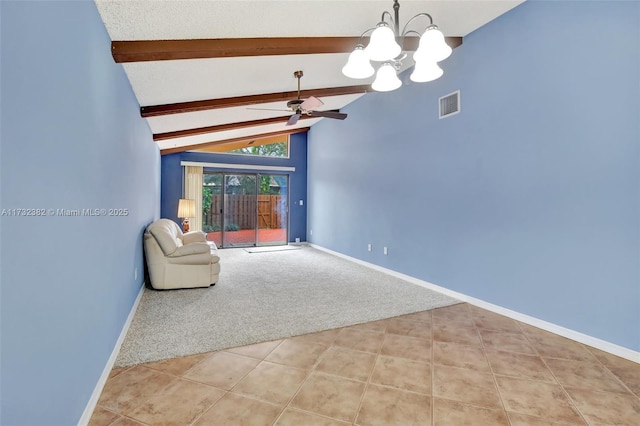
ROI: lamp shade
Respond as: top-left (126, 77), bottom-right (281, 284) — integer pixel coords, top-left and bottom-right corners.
top-left (177, 198), bottom-right (196, 219)
top-left (365, 23), bottom-right (401, 62)
top-left (342, 45), bottom-right (375, 79)
top-left (410, 60), bottom-right (443, 83)
top-left (372, 62), bottom-right (401, 92)
top-left (413, 26), bottom-right (452, 63)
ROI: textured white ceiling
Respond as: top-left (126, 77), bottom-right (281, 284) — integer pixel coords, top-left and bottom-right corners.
top-left (95, 0), bottom-right (524, 152)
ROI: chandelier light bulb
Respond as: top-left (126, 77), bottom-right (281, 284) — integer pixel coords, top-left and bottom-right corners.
top-left (413, 25), bottom-right (452, 63)
top-left (342, 45), bottom-right (375, 79)
top-left (372, 62), bottom-right (401, 92)
top-left (365, 23), bottom-right (401, 62)
top-left (410, 60), bottom-right (443, 83)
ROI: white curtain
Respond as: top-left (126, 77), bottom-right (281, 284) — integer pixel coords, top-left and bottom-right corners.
top-left (184, 165), bottom-right (203, 232)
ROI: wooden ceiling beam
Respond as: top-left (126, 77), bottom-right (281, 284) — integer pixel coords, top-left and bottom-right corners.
top-left (141, 86), bottom-right (369, 117)
top-left (160, 128), bottom-right (309, 155)
top-left (112, 36), bottom-right (462, 63)
top-left (154, 112), bottom-right (338, 141)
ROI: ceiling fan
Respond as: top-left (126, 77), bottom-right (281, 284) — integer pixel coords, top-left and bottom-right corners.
top-left (249, 70), bottom-right (348, 126)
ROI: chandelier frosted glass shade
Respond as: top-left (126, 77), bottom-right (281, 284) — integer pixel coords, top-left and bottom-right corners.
top-left (371, 63), bottom-right (402, 92)
top-left (413, 26), bottom-right (452, 63)
top-left (410, 60), bottom-right (443, 82)
top-left (342, 2), bottom-right (452, 92)
top-left (364, 23), bottom-right (402, 61)
top-left (342, 45), bottom-right (375, 79)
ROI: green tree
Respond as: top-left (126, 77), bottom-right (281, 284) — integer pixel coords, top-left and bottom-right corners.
top-left (228, 141), bottom-right (287, 157)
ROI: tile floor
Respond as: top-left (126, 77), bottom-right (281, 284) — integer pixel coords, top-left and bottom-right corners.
top-left (90, 303), bottom-right (640, 425)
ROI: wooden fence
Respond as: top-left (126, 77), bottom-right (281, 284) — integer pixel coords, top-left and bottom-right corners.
top-left (203, 195), bottom-right (284, 230)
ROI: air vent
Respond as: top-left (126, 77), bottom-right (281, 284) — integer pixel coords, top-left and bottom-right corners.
top-left (439, 90), bottom-right (460, 119)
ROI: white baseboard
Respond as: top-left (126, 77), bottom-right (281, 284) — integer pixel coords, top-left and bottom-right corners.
top-left (309, 244), bottom-right (640, 364)
top-left (77, 283), bottom-right (146, 426)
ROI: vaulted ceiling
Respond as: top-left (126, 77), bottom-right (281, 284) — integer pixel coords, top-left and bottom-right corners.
top-left (95, 0), bottom-right (524, 155)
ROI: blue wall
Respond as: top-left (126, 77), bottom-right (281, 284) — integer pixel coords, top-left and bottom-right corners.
top-left (0, 2), bottom-right (160, 424)
top-left (161, 132), bottom-right (308, 243)
top-left (308, 0), bottom-right (639, 351)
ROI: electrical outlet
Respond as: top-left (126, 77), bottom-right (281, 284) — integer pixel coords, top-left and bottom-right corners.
top-left (300, 199), bottom-right (304, 206)
top-left (383, 247), bottom-right (388, 255)
top-left (367, 244), bottom-right (372, 252)
top-left (310, 229), bottom-right (313, 235)
top-left (295, 237), bottom-right (300, 243)
top-left (134, 267), bottom-right (138, 280)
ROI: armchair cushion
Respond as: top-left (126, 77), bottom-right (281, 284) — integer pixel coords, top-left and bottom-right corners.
top-left (183, 231), bottom-right (207, 245)
top-left (148, 219), bottom-right (183, 255)
top-left (169, 242), bottom-right (211, 257)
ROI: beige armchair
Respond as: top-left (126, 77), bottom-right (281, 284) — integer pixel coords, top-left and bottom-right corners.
top-left (144, 219), bottom-right (220, 290)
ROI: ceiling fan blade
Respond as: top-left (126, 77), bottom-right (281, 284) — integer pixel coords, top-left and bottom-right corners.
top-left (286, 113), bottom-right (301, 126)
top-left (308, 110), bottom-right (348, 120)
top-left (246, 107), bottom-right (290, 112)
top-left (300, 96), bottom-right (324, 110)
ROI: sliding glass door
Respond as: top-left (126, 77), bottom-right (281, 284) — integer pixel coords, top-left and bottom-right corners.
top-left (257, 174), bottom-right (288, 246)
top-left (223, 174), bottom-right (257, 247)
top-left (202, 173), bottom-right (223, 247)
top-left (202, 172), bottom-right (288, 248)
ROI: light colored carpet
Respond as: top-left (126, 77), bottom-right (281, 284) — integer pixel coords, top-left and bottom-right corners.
top-left (115, 246), bottom-right (459, 367)
top-left (244, 245), bottom-right (301, 253)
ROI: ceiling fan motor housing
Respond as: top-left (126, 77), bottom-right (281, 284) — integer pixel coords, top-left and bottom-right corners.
top-left (286, 99), bottom-right (304, 111)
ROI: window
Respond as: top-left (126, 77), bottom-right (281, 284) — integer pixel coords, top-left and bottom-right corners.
top-left (194, 135), bottom-right (289, 158)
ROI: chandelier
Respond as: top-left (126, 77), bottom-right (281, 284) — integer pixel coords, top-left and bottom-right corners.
top-left (342, 0), bottom-right (452, 92)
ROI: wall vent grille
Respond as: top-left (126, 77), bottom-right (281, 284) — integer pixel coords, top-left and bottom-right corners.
top-left (439, 90), bottom-right (460, 118)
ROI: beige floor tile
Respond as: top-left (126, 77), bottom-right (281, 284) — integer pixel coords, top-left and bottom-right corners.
top-left (291, 328), bottom-right (342, 346)
top-left (108, 367), bottom-right (130, 380)
top-left (232, 361), bottom-right (308, 405)
top-left (586, 347), bottom-right (640, 397)
top-left (265, 339), bottom-right (328, 369)
top-left (183, 351), bottom-right (260, 390)
top-left (127, 378), bottom-right (225, 424)
top-left (433, 341), bottom-right (490, 372)
top-left (520, 325), bottom-right (597, 362)
top-left (433, 398), bottom-right (510, 425)
top-left (109, 417), bottom-right (146, 426)
top-left (385, 317), bottom-right (432, 340)
top-left (486, 350), bottom-right (556, 383)
top-left (92, 302), bottom-right (634, 426)
top-left (143, 352), bottom-right (212, 376)
top-left (290, 372), bottom-right (365, 423)
top-left (225, 339), bottom-right (283, 360)
top-left (333, 328), bottom-right (385, 353)
top-left (379, 333), bottom-right (431, 363)
top-left (495, 376), bottom-right (583, 423)
top-left (370, 355), bottom-right (431, 394)
top-left (397, 309), bottom-right (433, 324)
top-left (433, 322), bottom-right (482, 346)
top-left (275, 408), bottom-right (350, 425)
top-left (433, 364), bottom-right (502, 409)
top-left (565, 387), bottom-right (640, 425)
top-left (343, 320), bottom-right (387, 333)
top-left (97, 366), bottom-right (176, 414)
top-left (193, 392), bottom-right (283, 426)
top-left (507, 412), bottom-right (586, 425)
top-left (432, 303), bottom-right (474, 326)
top-left (545, 357), bottom-right (630, 394)
top-left (315, 346), bottom-right (377, 382)
top-left (88, 406), bottom-right (120, 426)
top-left (355, 383), bottom-right (432, 426)
top-left (479, 329), bottom-right (537, 355)
top-left (470, 305), bottom-right (522, 333)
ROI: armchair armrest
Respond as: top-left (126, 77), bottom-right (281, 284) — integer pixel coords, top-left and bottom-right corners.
top-left (183, 231), bottom-right (207, 245)
top-left (168, 242), bottom-right (210, 257)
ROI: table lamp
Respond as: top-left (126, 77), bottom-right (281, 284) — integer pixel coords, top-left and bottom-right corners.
top-left (177, 198), bottom-right (196, 232)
